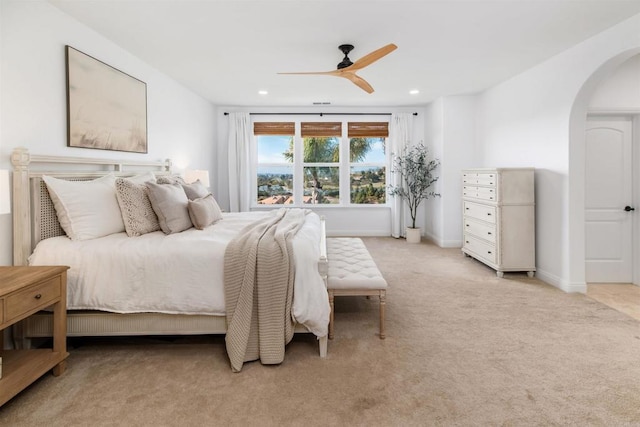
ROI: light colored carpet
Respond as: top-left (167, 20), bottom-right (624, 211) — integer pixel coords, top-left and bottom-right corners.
top-left (1, 237), bottom-right (640, 426)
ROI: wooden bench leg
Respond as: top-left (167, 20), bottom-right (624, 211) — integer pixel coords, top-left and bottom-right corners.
top-left (379, 290), bottom-right (386, 339)
top-left (328, 290), bottom-right (335, 340)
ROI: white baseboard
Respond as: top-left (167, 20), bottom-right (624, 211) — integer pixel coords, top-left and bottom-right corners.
top-left (422, 231), bottom-right (461, 248)
top-left (535, 269), bottom-right (587, 294)
top-left (327, 230), bottom-right (390, 237)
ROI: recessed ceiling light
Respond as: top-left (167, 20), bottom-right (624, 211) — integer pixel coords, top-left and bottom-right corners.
top-left (258, 90), bottom-right (268, 95)
top-left (409, 89), bottom-right (420, 95)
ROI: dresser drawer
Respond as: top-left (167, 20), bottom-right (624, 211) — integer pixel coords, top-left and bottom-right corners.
top-left (5, 277), bottom-right (61, 322)
top-left (463, 185), bottom-right (496, 202)
top-left (464, 234), bottom-right (497, 264)
top-left (462, 172), bottom-right (497, 187)
top-left (463, 201), bottom-right (497, 224)
top-left (464, 218), bottom-right (496, 243)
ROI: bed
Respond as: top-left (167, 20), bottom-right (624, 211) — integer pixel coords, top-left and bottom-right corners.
top-left (10, 147), bottom-right (330, 366)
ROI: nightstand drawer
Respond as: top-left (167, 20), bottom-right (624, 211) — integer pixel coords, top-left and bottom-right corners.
top-left (5, 277), bottom-right (61, 322)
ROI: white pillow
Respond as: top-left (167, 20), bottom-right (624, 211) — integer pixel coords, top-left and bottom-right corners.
top-left (43, 174), bottom-right (125, 240)
top-left (126, 172), bottom-right (156, 185)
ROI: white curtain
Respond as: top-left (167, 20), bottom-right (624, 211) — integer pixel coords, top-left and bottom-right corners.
top-left (227, 112), bottom-right (252, 212)
top-left (389, 113), bottom-right (413, 238)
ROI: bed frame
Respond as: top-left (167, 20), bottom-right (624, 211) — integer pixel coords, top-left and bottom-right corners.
top-left (10, 147), bottom-right (329, 357)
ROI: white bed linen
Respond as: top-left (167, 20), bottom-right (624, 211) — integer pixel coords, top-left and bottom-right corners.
top-left (29, 210), bottom-right (330, 337)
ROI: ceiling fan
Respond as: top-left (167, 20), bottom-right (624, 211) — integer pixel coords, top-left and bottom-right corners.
top-left (278, 43), bottom-right (397, 94)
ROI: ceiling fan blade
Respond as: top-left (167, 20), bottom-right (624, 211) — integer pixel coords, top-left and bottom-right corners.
top-left (348, 43), bottom-right (397, 71)
top-left (277, 70), bottom-right (341, 76)
top-left (342, 73), bottom-right (375, 94)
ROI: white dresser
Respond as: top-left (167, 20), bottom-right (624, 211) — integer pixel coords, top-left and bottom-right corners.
top-left (461, 168), bottom-right (535, 277)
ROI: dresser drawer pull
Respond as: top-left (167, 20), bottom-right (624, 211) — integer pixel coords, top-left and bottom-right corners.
top-left (487, 213), bottom-right (492, 216)
top-left (487, 232), bottom-right (492, 235)
top-left (487, 251), bottom-right (492, 254)
top-left (34, 293), bottom-right (42, 299)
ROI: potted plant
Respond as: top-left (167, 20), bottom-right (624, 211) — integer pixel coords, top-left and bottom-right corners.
top-left (388, 143), bottom-right (440, 243)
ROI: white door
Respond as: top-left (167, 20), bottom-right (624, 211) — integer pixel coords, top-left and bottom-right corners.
top-left (585, 118), bottom-right (634, 283)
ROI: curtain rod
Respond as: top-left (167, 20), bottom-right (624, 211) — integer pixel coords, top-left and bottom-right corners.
top-left (223, 112), bottom-right (418, 116)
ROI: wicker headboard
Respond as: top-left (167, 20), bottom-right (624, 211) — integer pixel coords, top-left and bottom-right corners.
top-left (11, 147), bottom-right (173, 266)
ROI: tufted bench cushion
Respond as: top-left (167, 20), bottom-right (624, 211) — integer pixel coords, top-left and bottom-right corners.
top-left (327, 238), bottom-right (387, 339)
top-left (327, 238), bottom-right (388, 290)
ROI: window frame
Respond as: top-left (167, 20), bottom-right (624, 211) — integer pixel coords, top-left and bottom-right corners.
top-left (252, 116), bottom-right (389, 208)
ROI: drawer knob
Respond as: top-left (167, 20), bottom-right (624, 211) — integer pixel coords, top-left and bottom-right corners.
top-left (34, 293), bottom-right (42, 299)
top-left (487, 251), bottom-right (492, 254)
top-left (487, 232), bottom-right (492, 235)
top-left (487, 213), bottom-right (492, 216)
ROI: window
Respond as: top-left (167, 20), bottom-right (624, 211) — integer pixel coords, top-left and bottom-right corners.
top-left (255, 122), bottom-right (294, 205)
top-left (301, 122), bottom-right (341, 204)
top-left (253, 118), bottom-right (388, 207)
top-left (349, 122), bottom-right (387, 204)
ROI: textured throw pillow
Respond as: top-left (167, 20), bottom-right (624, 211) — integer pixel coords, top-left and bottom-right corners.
top-left (146, 182), bottom-right (193, 234)
top-left (187, 194), bottom-right (223, 230)
top-left (42, 174), bottom-right (125, 240)
top-left (115, 175), bottom-right (160, 237)
top-left (181, 180), bottom-right (209, 200)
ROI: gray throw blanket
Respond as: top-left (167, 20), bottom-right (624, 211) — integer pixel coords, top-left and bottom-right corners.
top-left (224, 208), bottom-right (309, 372)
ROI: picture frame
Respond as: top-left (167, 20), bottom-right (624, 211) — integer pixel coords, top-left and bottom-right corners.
top-left (65, 46), bottom-right (148, 153)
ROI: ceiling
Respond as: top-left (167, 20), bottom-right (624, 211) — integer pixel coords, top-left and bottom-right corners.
top-left (48, 0), bottom-right (640, 108)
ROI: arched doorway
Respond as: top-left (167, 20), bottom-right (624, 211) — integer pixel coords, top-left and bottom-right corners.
top-left (568, 49), bottom-right (640, 289)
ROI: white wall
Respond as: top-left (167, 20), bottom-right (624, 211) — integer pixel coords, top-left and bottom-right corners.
top-left (424, 96), bottom-right (478, 247)
top-left (474, 13), bottom-right (640, 292)
top-left (215, 106), bottom-right (424, 236)
top-left (588, 54), bottom-right (640, 112)
top-left (0, 1), bottom-right (217, 266)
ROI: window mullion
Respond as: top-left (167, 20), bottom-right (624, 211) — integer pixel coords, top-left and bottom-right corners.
top-left (340, 120), bottom-right (349, 206)
top-left (293, 122), bottom-right (303, 206)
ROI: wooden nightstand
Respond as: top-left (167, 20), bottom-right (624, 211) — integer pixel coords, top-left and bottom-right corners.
top-left (0, 266), bottom-right (69, 406)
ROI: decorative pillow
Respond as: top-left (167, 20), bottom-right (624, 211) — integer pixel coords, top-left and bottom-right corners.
top-left (146, 182), bottom-right (193, 234)
top-left (126, 172), bottom-right (156, 185)
top-left (156, 174), bottom-right (185, 185)
top-left (181, 180), bottom-right (209, 200)
top-left (115, 175), bottom-right (160, 237)
top-left (187, 194), bottom-right (223, 230)
top-left (42, 174), bottom-right (125, 240)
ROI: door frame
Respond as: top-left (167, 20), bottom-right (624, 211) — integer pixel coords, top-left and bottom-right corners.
top-left (633, 115), bottom-right (640, 285)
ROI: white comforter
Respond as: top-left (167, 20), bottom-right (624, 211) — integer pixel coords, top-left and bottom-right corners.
top-left (28, 210), bottom-right (330, 337)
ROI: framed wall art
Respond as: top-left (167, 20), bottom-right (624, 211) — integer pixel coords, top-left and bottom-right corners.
top-left (66, 46), bottom-right (148, 153)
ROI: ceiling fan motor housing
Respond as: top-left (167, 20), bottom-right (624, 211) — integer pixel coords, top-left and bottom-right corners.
top-left (337, 44), bottom-right (354, 69)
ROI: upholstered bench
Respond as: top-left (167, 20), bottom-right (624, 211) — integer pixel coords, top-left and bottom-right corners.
top-left (326, 237), bottom-right (388, 339)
